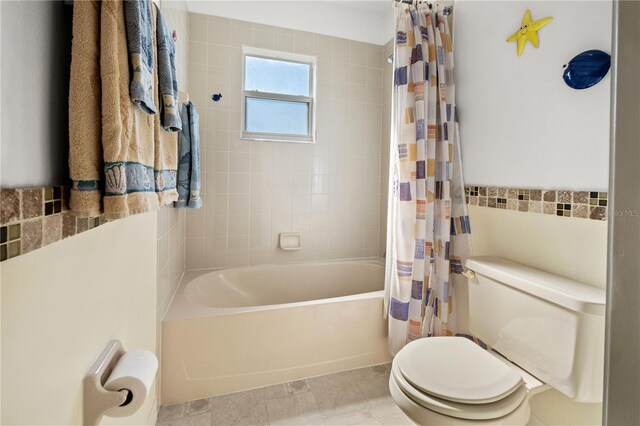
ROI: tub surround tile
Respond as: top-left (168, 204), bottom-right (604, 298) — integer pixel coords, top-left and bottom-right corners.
top-left (0, 186), bottom-right (105, 262)
top-left (466, 185), bottom-right (608, 221)
top-left (187, 12), bottom-right (388, 269)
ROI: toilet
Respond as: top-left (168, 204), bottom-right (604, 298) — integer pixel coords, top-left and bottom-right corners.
top-left (389, 256), bottom-right (606, 425)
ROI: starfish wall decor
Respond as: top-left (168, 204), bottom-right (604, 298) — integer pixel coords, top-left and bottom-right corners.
top-left (507, 10), bottom-right (553, 56)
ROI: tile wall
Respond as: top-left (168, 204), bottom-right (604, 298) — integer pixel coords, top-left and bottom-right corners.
top-left (465, 185), bottom-right (609, 221)
top-left (185, 13), bottom-right (390, 269)
top-left (157, 0), bottom-right (189, 322)
top-left (379, 39), bottom-right (393, 258)
top-left (0, 187), bottom-right (104, 262)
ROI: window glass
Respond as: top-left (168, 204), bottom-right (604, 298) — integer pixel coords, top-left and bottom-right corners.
top-left (244, 56), bottom-right (310, 96)
top-left (245, 97), bottom-right (309, 135)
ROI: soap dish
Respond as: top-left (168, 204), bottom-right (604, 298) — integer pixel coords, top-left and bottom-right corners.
top-left (279, 233), bottom-right (302, 250)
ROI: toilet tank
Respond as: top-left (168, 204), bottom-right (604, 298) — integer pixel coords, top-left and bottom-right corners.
top-left (465, 256), bottom-right (606, 403)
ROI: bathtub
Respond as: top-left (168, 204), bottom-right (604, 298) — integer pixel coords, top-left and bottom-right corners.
top-left (161, 260), bottom-right (391, 405)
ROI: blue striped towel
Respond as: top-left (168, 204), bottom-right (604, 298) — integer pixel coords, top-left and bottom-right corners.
top-left (155, 4), bottom-right (181, 132)
top-left (175, 102), bottom-right (202, 208)
top-left (123, 0), bottom-right (156, 114)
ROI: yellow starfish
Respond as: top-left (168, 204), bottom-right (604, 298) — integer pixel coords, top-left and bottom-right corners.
top-left (507, 10), bottom-right (553, 56)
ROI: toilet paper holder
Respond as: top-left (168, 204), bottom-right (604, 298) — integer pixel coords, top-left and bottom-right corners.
top-left (83, 339), bottom-right (130, 426)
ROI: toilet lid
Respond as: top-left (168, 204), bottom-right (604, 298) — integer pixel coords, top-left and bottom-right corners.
top-left (391, 362), bottom-right (529, 420)
top-left (395, 337), bottom-right (524, 404)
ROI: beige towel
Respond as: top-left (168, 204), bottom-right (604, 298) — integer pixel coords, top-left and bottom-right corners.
top-left (69, 0), bottom-right (178, 219)
top-left (68, 0), bottom-right (103, 217)
top-left (101, 0), bottom-right (159, 219)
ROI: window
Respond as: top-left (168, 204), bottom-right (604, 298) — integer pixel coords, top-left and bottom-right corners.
top-left (241, 47), bottom-right (316, 143)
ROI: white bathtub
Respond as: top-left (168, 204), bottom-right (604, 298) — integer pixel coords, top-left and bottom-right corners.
top-left (161, 260), bottom-right (391, 405)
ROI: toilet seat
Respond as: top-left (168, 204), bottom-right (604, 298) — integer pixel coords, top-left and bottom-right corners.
top-left (391, 362), bottom-right (528, 420)
top-left (395, 337), bottom-right (524, 404)
top-left (390, 337), bottom-right (530, 421)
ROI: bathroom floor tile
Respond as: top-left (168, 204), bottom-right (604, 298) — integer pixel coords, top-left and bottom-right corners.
top-left (377, 413), bottom-right (413, 426)
top-left (323, 409), bottom-right (381, 426)
top-left (263, 383), bottom-right (291, 400)
top-left (157, 363), bottom-right (399, 426)
top-left (266, 391), bottom-right (323, 425)
top-left (157, 412), bottom-right (211, 426)
top-left (210, 389), bottom-right (269, 425)
top-left (368, 363), bottom-right (391, 377)
top-left (157, 403), bottom-right (186, 421)
top-left (185, 398), bottom-right (211, 415)
top-left (286, 379), bottom-right (310, 394)
top-left (310, 382), bottom-right (370, 418)
top-left (358, 375), bottom-right (404, 419)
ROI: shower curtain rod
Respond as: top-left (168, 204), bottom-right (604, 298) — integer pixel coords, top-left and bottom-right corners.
top-left (394, 0), bottom-right (453, 13)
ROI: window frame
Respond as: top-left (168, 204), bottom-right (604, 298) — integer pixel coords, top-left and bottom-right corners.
top-left (240, 46), bottom-right (317, 143)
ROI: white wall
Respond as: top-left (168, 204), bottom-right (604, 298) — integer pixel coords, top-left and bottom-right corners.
top-left (455, 0), bottom-right (612, 191)
top-left (454, 2), bottom-right (612, 424)
top-left (0, 213), bottom-right (158, 425)
top-left (0, 0), bottom-right (70, 187)
top-left (185, 12), bottom-right (388, 269)
top-left (186, 1), bottom-right (393, 45)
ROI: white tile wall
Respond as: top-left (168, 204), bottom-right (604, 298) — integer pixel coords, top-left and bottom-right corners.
top-left (157, 1), bottom-right (188, 322)
top-left (186, 13), bottom-right (390, 269)
top-left (379, 39), bottom-right (393, 257)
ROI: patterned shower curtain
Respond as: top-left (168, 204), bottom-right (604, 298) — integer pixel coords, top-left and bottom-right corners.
top-left (384, 4), bottom-right (472, 355)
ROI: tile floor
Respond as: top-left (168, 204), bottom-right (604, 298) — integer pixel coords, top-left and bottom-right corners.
top-left (157, 363), bottom-right (413, 426)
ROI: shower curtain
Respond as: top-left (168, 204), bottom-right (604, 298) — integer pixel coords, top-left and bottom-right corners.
top-left (384, 4), bottom-right (472, 355)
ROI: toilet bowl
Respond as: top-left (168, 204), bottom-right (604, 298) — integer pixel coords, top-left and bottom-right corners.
top-left (388, 256), bottom-right (607, 425)
top-left (389, 337), bottom-right (546, 425)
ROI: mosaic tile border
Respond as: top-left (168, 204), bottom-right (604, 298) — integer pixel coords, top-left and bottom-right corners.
top-left (465, 186), bottom-right (608, 221)
top-left (0, 187), bottom-right (105, 262)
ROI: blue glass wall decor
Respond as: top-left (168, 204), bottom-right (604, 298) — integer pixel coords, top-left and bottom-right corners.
top-left (563, 50), bottom-right (611, 90)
